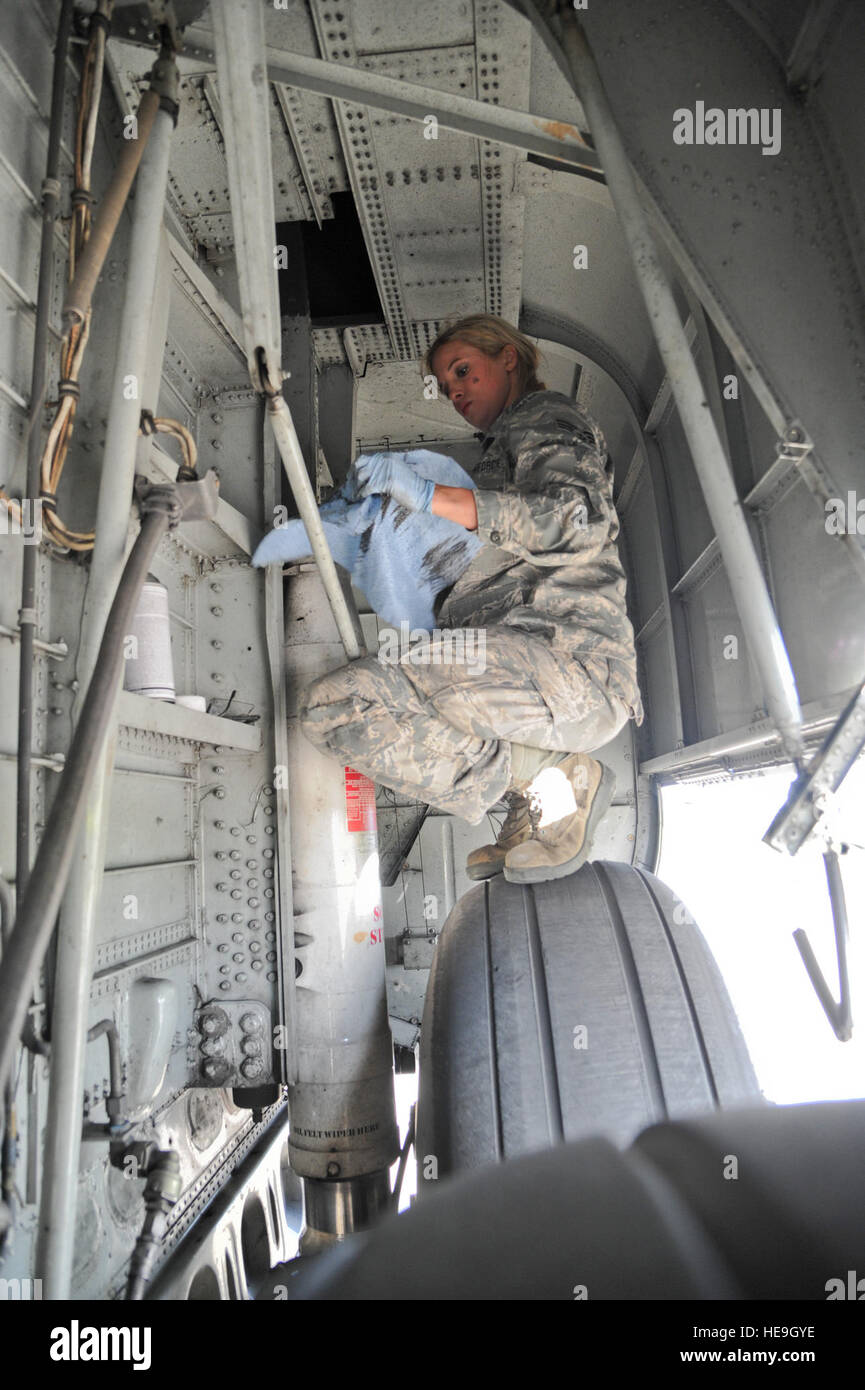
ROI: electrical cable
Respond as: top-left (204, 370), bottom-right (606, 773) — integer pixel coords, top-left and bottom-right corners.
top-left (0, 31), bottom-right (194, 551)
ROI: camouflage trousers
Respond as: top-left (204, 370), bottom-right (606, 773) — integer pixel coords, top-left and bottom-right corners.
top-left (299, 626), bottom-right (630, 825)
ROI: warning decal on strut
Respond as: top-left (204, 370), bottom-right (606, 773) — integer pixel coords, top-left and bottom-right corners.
top-left (344, 767), bottom-right (377, 832)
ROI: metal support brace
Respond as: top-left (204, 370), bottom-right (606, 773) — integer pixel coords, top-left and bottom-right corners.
top-left (210, 0), bottom-right (363, 662)
top-left (210, 0), bottom-right (282, 395)
top-left (175, 26), bottom-right (600, 176)
top-left (764, 681), bottom-right (865, 855)
top-left (266, 397), bottom-right (364, 660)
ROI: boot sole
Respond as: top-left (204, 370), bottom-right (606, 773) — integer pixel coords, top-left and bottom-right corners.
top-left (465, 862), bottom-right (505, 881)
top-left (502, 766), bottom-right (617, 884)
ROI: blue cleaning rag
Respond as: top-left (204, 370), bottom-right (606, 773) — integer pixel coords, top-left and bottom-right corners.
top-left (250, 449), bottom-right (482, 631)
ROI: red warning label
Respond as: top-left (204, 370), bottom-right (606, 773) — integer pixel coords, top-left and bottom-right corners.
top-left (344, 767), bottom-right (377, 833)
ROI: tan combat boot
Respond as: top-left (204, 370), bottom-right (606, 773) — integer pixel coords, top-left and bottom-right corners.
top-left (465, 790), bottom-right (533, 881)
top-left (503, 752), bottom-right (615, 884)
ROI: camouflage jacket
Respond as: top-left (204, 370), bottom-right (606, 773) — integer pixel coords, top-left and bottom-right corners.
top-left (435, 389), bottom-right (644, 723)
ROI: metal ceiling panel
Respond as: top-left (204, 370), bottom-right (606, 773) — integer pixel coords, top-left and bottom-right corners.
top-left (473, 0), bottom-right (530, 322)
top-left (107, 39), bottom-right (319, 248)
top-left (262, 0), bottom-right (350, 204)
top-left (309, 0), bottom-right (529, 361)
top-left (312, 325), bottom-right (347, 367)
top-left (528, 25), bottom-right (586, 132)
top-left (350, 0), bottom-right (476, 53)
top-left (357, 45), bottom-right (484, 322)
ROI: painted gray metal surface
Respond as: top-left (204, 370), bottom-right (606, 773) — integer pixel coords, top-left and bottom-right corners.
top-left (0, 0), bottom-right (301, 1297)
top-left (0, 0), bottom-right (862, 1300)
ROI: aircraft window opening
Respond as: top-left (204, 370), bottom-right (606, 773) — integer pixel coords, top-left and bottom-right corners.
top-left (657, 754), bottom-right (865, 1106)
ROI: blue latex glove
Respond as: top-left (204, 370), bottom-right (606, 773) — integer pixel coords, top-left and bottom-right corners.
top-left (353, 452), bottom-right (436, 513)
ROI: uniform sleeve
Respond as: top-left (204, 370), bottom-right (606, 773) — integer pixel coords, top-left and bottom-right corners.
top-left (473, 405), bottom-right (617, 564)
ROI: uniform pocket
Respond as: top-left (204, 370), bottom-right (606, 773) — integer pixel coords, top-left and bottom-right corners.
top-left (582, 655), bottom-right (611, 691)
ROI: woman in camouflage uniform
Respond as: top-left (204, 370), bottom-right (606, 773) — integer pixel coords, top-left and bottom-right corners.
top-left (300, 314), bottom-right (643, 883)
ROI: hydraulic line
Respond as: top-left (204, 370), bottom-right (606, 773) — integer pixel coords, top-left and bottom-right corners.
top-left (46, 34), bottom-right (169, 550)
top-left (86, 1018), bottom-right (125, 1123)
top-left (62, 94), bottom-right (159, 331)
top-left (124, 1147), bottom-right (182, 1300)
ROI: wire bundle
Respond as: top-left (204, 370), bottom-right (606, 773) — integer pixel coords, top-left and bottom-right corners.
top-left (0, 2), bottom-right (196, 550)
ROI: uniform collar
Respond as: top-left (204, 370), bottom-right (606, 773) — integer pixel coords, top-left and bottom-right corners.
top-left (478, 388), bottom-right (549, 445)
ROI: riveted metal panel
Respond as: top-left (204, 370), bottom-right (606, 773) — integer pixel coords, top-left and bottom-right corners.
top-left (684, 560), bottom-right (762, 739)
top-left (581, 0), bottom-right (865, 504)
top-left (312, 325), bottom-right (346, 367)
top-left (655, 404), bottom-right (716, 578)
top-left (344, 321), bottom-right (396, 373)
top-left (351, 0), bottom-right (476, 53)
top-left (622, 467), bottom-right (666, 632)
top-left (473, 0), bottom-right (530, 322)
top-left (107, 42), bottom-right (315, 247)
top-left (639, 620), bottom-right (684, 758)
top-left (262, 0), bottom-right (351, 199)
top-left (310, 0), bottom-right (410, 357)
top-left (194, 394), bottom-right (264, 519)
top-left (762, 478), bottom-right (865, 706)
top-left (165, 286), bottom-right (246, 391)
top-left (310, 0), bottom-right (529, 356)
top-left (360, 46), bottom-right (484, 323)
top-left (528, 21), bottom-right (587, 133)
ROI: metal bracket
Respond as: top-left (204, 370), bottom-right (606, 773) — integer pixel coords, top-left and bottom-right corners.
top-left (778, 420), bottom-right (812, 463)
top-left (99, 0), bottom-right (207, 50)
top-left (133, 469), bottom-right (221, 526)
top-left (763, 681), bottom-right (864, 1042)
top-left (763, 679), bottom-right (865, 855)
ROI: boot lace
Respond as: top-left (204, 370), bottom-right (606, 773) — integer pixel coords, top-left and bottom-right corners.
top-left (499, 789), bottom-right (529, 839)
top-left (526, 788), bottom-right (544, 839)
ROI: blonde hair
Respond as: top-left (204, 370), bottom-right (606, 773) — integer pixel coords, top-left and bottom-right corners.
top-left (424, 314), bottom-right (547, 397)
